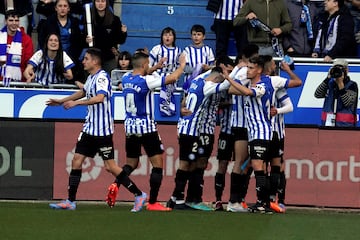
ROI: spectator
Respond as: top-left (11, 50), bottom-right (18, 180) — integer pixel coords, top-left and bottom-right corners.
top-left (208, 0), bottom-right (248, 57)
top-left (117, 50), bottom-right (132, 71)
top-left (35, 0), bottom-right (56, 49)
top-left (111, 50), bottom-right (132, 88)
top-left (38, 0), bottom-right (84, 66)
top-left (85, 0), bottom-right (127, 74)
top-left (233, 0), bottom-right (292, 56)
top-left (283, 0), bottom-right (324, 57)
top-left (149, 27), bottom-right (182, 78)
top-left (182, 24), bottom-right (215, 90)
top-left (0, 0), bottom-right (33, 34)
top-left (312, 0), bottom-right (357, 62)
top-left (35, 0), bottom-right (84, 41)
top-left (23, 33), bottom-right (75, 86)
top-left (345, 0), bottom-right (360, 56)
top-left (314, 59), bottom-right (358, 127)
top-left (0, 10), bottom-right (33, 86)
top-left (149, 27), bottom-right (182, 116)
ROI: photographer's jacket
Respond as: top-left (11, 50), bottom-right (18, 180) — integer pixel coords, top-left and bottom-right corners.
top-left (315, 76), bottom-right (358, 127)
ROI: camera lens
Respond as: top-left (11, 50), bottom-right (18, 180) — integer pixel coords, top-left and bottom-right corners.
top-left (330, 66), bottom-right (343, 78)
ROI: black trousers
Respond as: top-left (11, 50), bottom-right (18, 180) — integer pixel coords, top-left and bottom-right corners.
top-left (213, 19), bottom-right (248, 57)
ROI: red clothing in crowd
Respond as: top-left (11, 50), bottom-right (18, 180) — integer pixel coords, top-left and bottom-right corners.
top-left (0, 27), bottom-right (33, 82)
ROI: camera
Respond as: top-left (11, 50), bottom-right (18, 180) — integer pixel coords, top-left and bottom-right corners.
top-left (330, 65), bottom-right (344, 78)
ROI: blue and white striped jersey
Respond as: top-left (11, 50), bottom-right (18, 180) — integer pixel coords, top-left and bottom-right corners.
top-left (122, 73), bottom-right (166, 135)
top-left (215, 0), bottom-right (243, 21)
top-left (244, 75), bottom-right (273, 142)
top-left (272, 88), bottom-right (290, 139)
top-left (183, 45), bottom-right (215, 83)
top-left (245, 75), bottom-right (290, 141)
top-left (230, 66), bottom-right (248, 128)
top-left (199, 93), bottom-right (221, 135)
top-left (82, 69), bottom-right (113, 137)
top-left (28, 50), bottom-right (75, 86)
top-left (268, 75), bottom-right (290, 106)
top-left (178, 77), bottom-right (230, 136)
top-left (219, 91), bottom-right (233, 134)
top-left (149, 44), bottom-right (182, 76)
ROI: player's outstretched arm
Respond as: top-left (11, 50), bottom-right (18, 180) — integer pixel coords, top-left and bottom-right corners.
top-left (46, 90), bottom-right (85, 107)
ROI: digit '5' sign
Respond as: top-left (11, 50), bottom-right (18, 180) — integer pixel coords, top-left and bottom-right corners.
top-left (167, 6), bottom-right (174, 15)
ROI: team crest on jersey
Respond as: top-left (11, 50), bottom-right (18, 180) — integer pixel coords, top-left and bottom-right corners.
top-left (254, 84), bottom-right (266, 95)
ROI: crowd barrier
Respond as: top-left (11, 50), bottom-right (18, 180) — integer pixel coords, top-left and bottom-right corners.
top-left (2, 58), bottom-right (360, 125)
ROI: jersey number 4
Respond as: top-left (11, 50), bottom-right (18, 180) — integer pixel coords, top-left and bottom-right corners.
top-left (125, 93), bottom-right (137, 116)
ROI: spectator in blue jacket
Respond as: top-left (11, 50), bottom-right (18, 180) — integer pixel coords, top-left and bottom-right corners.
top-left (312, 0), bottom-right (357, 62)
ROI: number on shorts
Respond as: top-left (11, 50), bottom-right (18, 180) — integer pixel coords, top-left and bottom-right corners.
top-left (191, 141), bottom-right (198, 153)
top-left (218, 139), bottom-right (226, 150)
top-left (199, 135), bottom-right (210, 146)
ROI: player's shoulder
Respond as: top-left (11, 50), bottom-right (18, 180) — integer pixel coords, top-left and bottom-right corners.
top-left (96, 70), bottom-right (110, 83)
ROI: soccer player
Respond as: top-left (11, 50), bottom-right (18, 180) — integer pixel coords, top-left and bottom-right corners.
top-left (106, 50), bottom-right (186, 211)
top-left (224, 55), bottom-right (301, 213)
top-left (213, 91), bottom-right (234, 211)
top-left (222, 55), bottom-right (275, 213)
top-left (187, 57), bottom-right (236, 211)
top-left (262, 55), bottom-right (296, 213)
top-left (46, 48), bottom-right (146, 212)
top-left (226, 44), bottom-right (259, 212)
top-left (269, 87), bottom-right (292, 213)
top-left (166, 67), bottom-right (230, 210)
top-left (211, 57), bottom-right (236, 211)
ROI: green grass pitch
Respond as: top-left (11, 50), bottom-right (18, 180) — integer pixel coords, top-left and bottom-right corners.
top-left (1, 202), bottom-right (359, 240)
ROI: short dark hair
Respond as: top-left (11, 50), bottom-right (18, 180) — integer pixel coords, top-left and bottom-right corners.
top-left (211, 66), bottom-right (223, 74)
top-left (5, 10), bottom-right (19, 20)
top-left (86, 48), bottom-right (102, 65)
top-left (335, 0), bottom-right (344, 8)
top-left (160, 27), bottom-right (177, 46)
top-left (259, 55), bottom-right (274, 74)
top-left (249, 55), bottom-right (265, 69)
top-left (259, 55), bottom-right (273, 64)
top-left (215, 55), bottom-right (235, 68)
top-left (117, 51), bottom-right (133, 69)
top-left (118, 51), bottom-right (132, 61)
top-left (132, 51), bottom-right (149, 68)
top-left (190, 24), bottom-right (205, 35)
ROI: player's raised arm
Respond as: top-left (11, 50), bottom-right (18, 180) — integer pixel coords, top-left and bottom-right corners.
top-left (164, 53), bottom-right (186, 84)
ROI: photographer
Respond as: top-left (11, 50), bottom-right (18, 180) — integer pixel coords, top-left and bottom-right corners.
top-left (315, 59), bottom-right (358, 127)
